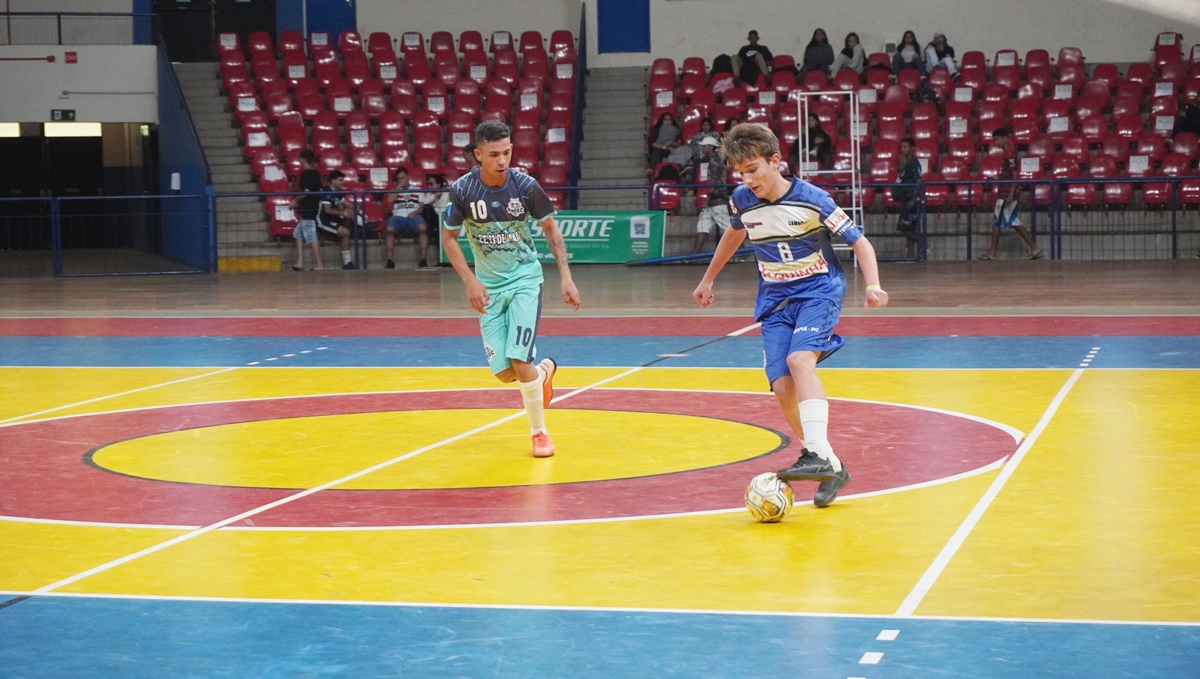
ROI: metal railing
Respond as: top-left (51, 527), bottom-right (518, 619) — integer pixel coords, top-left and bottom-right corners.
top-left (647, 176), bottom-right (1200, 261)
top-left (0, 12), bottom-right (156, 46)
top-left (567, 2), bottom-right (588, 209)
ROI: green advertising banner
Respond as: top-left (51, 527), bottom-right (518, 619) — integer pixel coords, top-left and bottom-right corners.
top-left (440, 211), bottom-right (665, 264)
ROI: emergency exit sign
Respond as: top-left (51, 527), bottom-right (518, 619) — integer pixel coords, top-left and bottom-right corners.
top-left (50, 109), bottom-right (75, 121)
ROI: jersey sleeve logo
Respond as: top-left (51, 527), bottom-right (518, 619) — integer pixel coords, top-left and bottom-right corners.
top-left (506, 197), bottom-right (525, 217)
top-left (824, 207), bottom-right (853, 235)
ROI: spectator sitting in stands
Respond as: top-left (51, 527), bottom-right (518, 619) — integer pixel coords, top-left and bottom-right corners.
top-left (688, 117), bottom-right (717, 156)
top-left (1175, 104), bottom-right (1200, 137)
top-left (924, 31), bottom-right (957, 77)
top-left (291, 149), bottom-right (323, 271)
top-left (648, 112), bottom-right (682, 169)
top-left (317, 170), bottom-right (356, 269)
top-left (710, 53), bottom-right (737, 95)
top-left (894, 137), bottom-right (922, 258)
top-left (722, 116), bottom-right (742, 136)
top-left (797, 29), bottom-right (835, 80)
top-left (831, 32), bottom-right (865, 75)
top-left (733, 30), bottom-right (773, 87)
top-left (680, 136), bottom-right (731, 252)
top-left (461, 143), bottom-right (480, 169)
top-left (892, 30), bottom-right (924, 75)
top-left (418, 173), bottom-right (448, 267)
top-left (384, 166), bottom-right (433, 269)
top-left (792, 113), bottom-right (832, 171)
top-left (979, 128), bottom-right (1043, 261)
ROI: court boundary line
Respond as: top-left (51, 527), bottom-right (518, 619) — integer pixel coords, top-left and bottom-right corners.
top-left (0, 457), bottom-right (1008, 531)
top-left (25, 323), bottom-right (761, 595)
top-left (1, 589), bottom-right (1197, 628)
top-left (893, 349), bottom-right (1096, 617)
top-left (0, 368), bottom-right (236, 426)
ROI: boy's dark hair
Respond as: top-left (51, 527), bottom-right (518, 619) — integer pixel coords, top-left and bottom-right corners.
top-left (326, 170), bottom-right (345, 181)
top-left (393, 166), bottom-right (409, 179)
top-left (299, 149), bottom-right (317, 164)
top-left (900, 137), bottom-right (915, 146)
top-left (992, 127), bottom-right (1010, 138)
top-left (475, 120), bottom-right (511, 145)
top-left (462, 143), bottom-right (477, 155)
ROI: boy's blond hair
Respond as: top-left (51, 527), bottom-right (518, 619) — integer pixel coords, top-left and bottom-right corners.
top-left (719, 123), bottom-right (780, 167)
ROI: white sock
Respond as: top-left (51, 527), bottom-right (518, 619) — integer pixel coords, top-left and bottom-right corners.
top-left (799, 399), bottom-right (841, 472)
top-left (342, 250), bottom-right (352, 265)
top-left (519, 367), bottom-right (547, 435)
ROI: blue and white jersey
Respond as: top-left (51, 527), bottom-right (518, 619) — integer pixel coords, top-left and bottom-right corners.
top-left (729, 179), bottom-right (864, 320)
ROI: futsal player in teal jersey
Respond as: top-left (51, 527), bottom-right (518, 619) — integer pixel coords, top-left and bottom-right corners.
top-left (442, 121), bottom-right (581, 458)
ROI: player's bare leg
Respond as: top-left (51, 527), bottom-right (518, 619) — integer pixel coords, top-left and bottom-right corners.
top-left (774, 350), bottom-right (851, 506)
top-left (502, 358), bottom-right (557, 457)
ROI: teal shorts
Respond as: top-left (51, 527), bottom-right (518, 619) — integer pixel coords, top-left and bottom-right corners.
top-left (480, 281), bottom-right (544, 374)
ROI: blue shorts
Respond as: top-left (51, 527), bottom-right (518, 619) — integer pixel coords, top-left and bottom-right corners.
top-left (760, 297), bottom-right (845, 385)
top-left (479, 281), bottom-right (544, 374)
top-left (387, 215), bottom-right (425, 235)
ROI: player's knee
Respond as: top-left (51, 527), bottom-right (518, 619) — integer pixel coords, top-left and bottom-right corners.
top-left (495, 368), bottom-right (517, 383)
top-left (786, 351), bottom-right (818, 374)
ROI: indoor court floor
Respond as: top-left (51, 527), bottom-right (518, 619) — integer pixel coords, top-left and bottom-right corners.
top-left (1, 262), bottom-right (1199, 677)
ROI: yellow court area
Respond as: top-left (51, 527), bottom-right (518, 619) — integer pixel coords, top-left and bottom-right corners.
top-left (2, 366), bottom-right (1199, 622)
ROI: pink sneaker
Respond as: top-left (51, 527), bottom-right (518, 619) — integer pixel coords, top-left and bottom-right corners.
top-left (531, 432), bottom-right (555, 458)
top-left (538, 357), bottom-right (557, 408)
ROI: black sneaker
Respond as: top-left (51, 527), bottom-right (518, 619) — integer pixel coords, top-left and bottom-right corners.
top-left (418, 259), bottom-right (428, 268)
top-left (385, 259), bottom-right (396, 269)
top-left (776, 448), bottom-right (838, 482)
top-left (813, 467), bottom-right (851, 508)
top-left (342, 262), bottom-right (357, 270)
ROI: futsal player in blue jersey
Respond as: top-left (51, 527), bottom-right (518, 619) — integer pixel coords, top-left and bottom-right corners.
top-left (442, 121), bottom-right (581, 458)
top-left (693, 123), bottom-right (889, 507)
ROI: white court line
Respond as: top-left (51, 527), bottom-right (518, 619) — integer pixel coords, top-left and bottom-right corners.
top-left (0, 456), bottom-right (1007, 531)
top-left (22, 324), bottom-right (768, 592)
top-left (27, 364), bottom-right (646, 594)
top-left (3, 589), bottom-right (1200, 627)
top-left (0, 368), bottom-right (236, 426)
top-left (893, 349), bottom-right (1098, 617)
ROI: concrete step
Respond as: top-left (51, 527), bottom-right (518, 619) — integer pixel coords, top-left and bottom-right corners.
top-left (581, 146), bottom-right (644, 160)
top-left (585, 92), bottom-right (646, 106)
top-left (214, 196), bottom-right (264, 209)
top-left (583, 111), bottom-right (647, 125)
top-left (188, 101), bottom-right (230, 114)
top-left (573, 174), bottom-right (649, 187)
top-left (192, 112), bottom-right (236, 125)
top-left (217, 210), bottom-right (270, 226)
top-left (585, 84), bottom-right (646, 96)
top-left (581, 157), bottom-right (645, 172)
top-left (213, 169), bottom-right (253, 182)
top-left (197, 126), bottom-right (240, 139)
top-left (182, 86), bottom-right (223, 99)
top-left (200, 136), bottom-right (241, 149)
top-left (583, 121), bottom-right (649, 134)
top-left (581, 129), bottom-right (645, 143)
top-left (206, 147), bottom-right (247, 158)
top-left (580, 168), bottom-right (646, 182)
top-left (214, 181), bottom-right (258, 193)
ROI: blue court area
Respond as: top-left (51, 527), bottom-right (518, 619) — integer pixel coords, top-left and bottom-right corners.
top-left (2, 334), bottom-right (1199, 368)
top-left (2, 596), bottom-right (1197, 678)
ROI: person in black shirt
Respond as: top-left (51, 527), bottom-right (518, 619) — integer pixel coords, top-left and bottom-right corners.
top-left (733, 30), bottom-right (773, 87)
top-left (924, 31), bottom-right (958, 77)
top-left (316, 170), bottom-right (356, 269)
top-left (291, 150), bottom-right (323, 270)
top-left (894, 137), bottom-right (923, 258)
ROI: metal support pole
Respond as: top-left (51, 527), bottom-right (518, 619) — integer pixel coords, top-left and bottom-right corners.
top-left (50, 197), bottom-right (63, 276)
top-left (965, 184), bottom-right (973, 261)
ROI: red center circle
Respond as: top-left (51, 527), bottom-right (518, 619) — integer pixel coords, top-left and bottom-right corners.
top-left (0, 389), bottom-right (1015, 528)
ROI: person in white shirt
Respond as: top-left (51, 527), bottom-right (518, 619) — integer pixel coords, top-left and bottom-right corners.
top-left (383, 167), bottom-right (432, 269)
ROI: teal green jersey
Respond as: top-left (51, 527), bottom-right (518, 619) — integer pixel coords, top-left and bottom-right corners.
top-left (444, 168), bottom-right (557, 290)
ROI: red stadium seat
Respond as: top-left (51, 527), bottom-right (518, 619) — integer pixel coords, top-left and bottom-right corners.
top-left (490, 31), bottom-right (513, 52)
top-left (1100, 135), bottom-right (1131, 167)
top-left (1091, 63), bottom-right (1119, 90)
top-left (339, 30), bottom-right (363, 55)
top-left (1011, 118), bottom-right (1040, 144)
top-left (279, 30), bottom-right (303, 55)
top-left (1114, 115), bottom-right (1144, 140)
top-left (550, 30), bottom-right (574, 58)
top-left (1125, 63), bottom-right (1153, 90)
top-left (681, 57), bottom-right (706, 79)
top-left (864, 68), bottom-right (890, 95)
top-left (1172, 133), bottom-right (1200, 163)
top-left (1136, 133), bottom-right (1167, 164)
top-left (896, 68), bottom-right (922, 94)
top-left (456, 30), bottom-right (482, 53)
top-left (359, 80), bottom-right (387, 118)
top-left (1078, 115), bottom-right (1108, 144)
top-left (1154, 31), bottom-right (1183, 69)
top-left (428, 30), bottom-right (454, 55)
top-left (1110, 96), bottom-right (1139, 119)
top-left (1144, 152), bottom-right (1186, 205)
